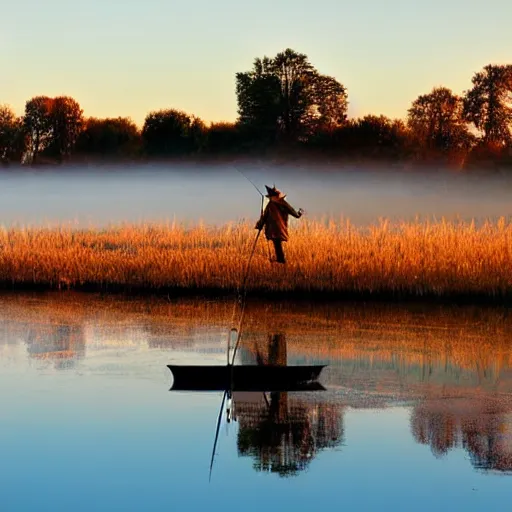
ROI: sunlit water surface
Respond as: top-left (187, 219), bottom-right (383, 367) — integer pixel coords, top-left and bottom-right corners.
top-left (0, 293), bottom-right (511, 511)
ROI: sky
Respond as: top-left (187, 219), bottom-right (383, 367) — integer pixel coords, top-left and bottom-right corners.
top-left (2, 0), bottom-right (511, 127)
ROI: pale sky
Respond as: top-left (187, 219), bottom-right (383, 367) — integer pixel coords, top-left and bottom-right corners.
top-left (2, 0), bottom-right (511, 127)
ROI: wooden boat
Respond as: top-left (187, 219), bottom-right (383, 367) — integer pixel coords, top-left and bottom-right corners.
top-left (167, 364), bottom-right (326, 391)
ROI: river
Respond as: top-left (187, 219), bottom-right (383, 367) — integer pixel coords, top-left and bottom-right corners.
top-left (1, 292), bottom-right (511, 511)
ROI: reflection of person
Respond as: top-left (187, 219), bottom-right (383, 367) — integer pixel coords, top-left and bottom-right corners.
top-left (234, 390), bottom-right (344, 476)
top-left (234, 332), bottom-right (344, 476)
top-left (255, 185), bottom-right (303, 264)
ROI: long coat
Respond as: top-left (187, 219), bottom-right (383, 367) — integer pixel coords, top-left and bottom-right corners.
top-left (255, 196), bottom-right (302, 242)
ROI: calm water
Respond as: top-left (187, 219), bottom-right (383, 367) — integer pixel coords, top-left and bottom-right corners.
top-left (1, 163), bottom-right (512, 227)
top-left (1, 293), bottom-right (511, 511)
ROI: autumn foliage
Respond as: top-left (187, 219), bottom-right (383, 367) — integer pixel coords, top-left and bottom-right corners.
top-left (0, 52), bottom-right (510, 167)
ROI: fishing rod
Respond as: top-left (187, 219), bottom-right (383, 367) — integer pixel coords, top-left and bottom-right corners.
top-left (233, 165), bottom-right (267, 226)
top-left (233, 165), bottom-right (272, 261)
top-left (209, 387), bottom-right (228, 482)
top-left (233, 166), bottom-right (264, 198)
top-left (209, 167), bottom-right (271, 483)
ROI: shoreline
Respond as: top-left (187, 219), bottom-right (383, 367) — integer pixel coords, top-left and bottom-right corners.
top-left (1, 281), bottom-right (511, 307)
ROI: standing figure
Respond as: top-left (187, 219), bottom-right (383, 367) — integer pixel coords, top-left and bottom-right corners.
top-left (255, 185), bottom-right (303, 264)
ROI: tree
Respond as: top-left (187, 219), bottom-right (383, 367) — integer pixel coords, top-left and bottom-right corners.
top-left (23, 95), bottom-right (83, 162)
top-left (205, 122), bottom-right (241, 153)
top-left (48, 96), bottom-right (84, 160)
top-left (189, 116), bottom-right (208, 153)
top-left (0, 105), bottom-right (25, 162)
top-left (407, 87), bottom-right (473, 153)
top-left (23, 96), bottom-right (53, 162)
top-left (76, 117), bottom-right (141, 157)
top-left (311, 115), bottom-right (410, 158)
top-left (463, 64), bottom-right (512, 146)
top-left (310, 74), bottom-right (348, 131)
top-left (235, 48), bottom-right (348, 144)
top-left (235, 57), bottom-right (282, 145)
top-left (270, 49), bottom-right (316, 140)
top-left (354, 116), bottom-right (410, 155)
top-left (142, 109), bottom-right (204, 155)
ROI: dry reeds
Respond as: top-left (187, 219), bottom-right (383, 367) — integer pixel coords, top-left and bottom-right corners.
top-left (0, 217), bottom-right (511, 298)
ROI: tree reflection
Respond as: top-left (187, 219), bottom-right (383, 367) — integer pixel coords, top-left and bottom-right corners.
top-left (233, 333), bottom-right (344, 476)
top-left (26, 324), bottom-right (85, 369)
top-left (411, 398), bottom-right (512, 473)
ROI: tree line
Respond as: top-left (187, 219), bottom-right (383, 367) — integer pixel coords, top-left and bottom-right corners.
top-left (1, 48), bottom-right (511, 168)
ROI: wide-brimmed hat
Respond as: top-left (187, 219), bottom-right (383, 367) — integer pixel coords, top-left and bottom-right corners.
top-left (265, 185), bottom-right (285, 199)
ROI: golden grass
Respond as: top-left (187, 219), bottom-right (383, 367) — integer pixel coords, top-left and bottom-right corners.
top-left (0, 217), bottom-right (511, 297)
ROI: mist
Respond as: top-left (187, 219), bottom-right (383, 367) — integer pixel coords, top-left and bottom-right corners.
top-left (1, 162), bottom-right (511, 228)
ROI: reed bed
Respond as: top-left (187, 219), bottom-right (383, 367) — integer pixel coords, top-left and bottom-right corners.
top-left (0, 217), bottom-right (511, 299)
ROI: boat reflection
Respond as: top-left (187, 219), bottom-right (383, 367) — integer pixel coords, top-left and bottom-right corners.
top-left (168, 331), bottom-right (343, 478)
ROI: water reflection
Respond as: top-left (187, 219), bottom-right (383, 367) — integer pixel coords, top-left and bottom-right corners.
top-left (234, 392), bottom-right (343, 476)
top-left (411, 397), bottom-right (512, 473)
top-left (1, 293), bottom-right (512, 481)
top-left (26, 324), bottom-right (85, 370)
top-left (232, 334), bottom-right (344, 476)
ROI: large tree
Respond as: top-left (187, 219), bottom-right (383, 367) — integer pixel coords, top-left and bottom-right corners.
top-left (235, 48), bottom-right (348, 144)
top-left (463, 64), bottom-right (512, 146)
top-left (270, 49), bottom-right (316, 139)
top-left (407, 87), bottom-right (473, 152)
top-left (235, 57), bottom-right (282, 145)
top-left (0, 104), bottom-right (25, 162)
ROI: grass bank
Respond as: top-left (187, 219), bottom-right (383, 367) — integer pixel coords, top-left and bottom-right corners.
top-left (1, 218), bottom-right (511, 303)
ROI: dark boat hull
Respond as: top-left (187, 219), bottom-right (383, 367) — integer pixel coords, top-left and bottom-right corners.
top-left (167, 364), bottom-right (326, 391)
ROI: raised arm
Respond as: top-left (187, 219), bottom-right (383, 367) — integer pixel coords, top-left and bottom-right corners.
top-left (282, 200), bottom-right (303, 219)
